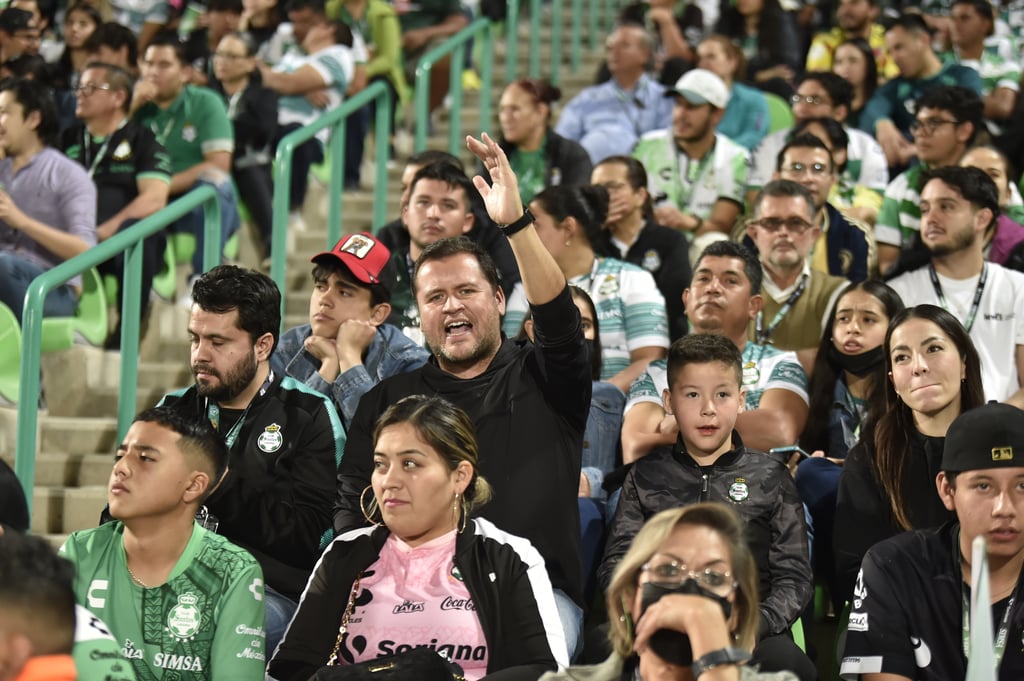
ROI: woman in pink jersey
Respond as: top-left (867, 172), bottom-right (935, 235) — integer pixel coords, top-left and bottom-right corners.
top-left (268, 395), bottom-right (568, 681)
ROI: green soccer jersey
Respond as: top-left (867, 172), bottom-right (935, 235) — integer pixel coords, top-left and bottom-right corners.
top-left (61, 521), bottom-right (266, 681)
top-left (134, 85), bottom-right (234, 178)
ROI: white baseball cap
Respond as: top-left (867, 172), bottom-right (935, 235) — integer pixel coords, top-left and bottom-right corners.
top-left (665, 68), bottom-right (730, 109)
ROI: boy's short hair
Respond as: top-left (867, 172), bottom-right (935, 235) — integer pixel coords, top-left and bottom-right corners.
top-left (133, 406), bottom-right (228, 500)
top-left (0, 532), bottom-right (76, 656)
top-left (666, 334), bottom-right (744, 390)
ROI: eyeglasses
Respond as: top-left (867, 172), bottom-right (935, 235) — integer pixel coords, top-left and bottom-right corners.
top-left (910, 118), bottom-right (960, 135)
top-left (640, 556), bottom-right (737, 592)
top-left (213, 51), bottom-right (249, 60)
top-left (75, 83), bottom-right (113, 95)
top-left (781, 162), bottom-right (831, 177)
top-left (790, 93), bottom-right (829, 106)
top-left (752, 217), bottom-right (814, 234)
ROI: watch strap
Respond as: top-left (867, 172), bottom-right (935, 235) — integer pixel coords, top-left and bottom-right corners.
top-left (499, 206), bottom-right (535, 237)
top-left (691, 647), bottom-right (751, 679)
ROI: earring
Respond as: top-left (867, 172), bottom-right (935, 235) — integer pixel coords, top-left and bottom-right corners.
top-left (454, 492), bottom-right (469, 534)
top-left (565, 239), bottom-right (571, 247)
top-left (360, 485), bottom-right (383, 527)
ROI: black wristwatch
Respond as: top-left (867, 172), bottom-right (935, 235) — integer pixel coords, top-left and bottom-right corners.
top-left (499, 207), bottom-right (535, 237)
top-left (691, 647), bottom-right (750, 679)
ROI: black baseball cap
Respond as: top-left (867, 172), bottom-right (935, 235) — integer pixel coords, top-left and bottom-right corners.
top-left (942, 403), bottom-right (1024, 473)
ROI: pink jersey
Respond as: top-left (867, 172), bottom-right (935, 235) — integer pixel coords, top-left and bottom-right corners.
top-left (346, 531), bottom-right (489, 680)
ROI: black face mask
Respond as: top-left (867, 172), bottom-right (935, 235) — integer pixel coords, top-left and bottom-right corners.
top-left (638, 580), bottom-right (733, 666)
top-left (828, 343), bottom-right (884, 377)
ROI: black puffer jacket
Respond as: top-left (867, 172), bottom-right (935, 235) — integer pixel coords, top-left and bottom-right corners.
top-left (599, 433), bottom-right (811, 638)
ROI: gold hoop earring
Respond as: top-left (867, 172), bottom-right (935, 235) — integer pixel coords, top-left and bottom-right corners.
top-left (360, 485), bottom-right (383, 527)
top-left (458, 494), bottom-right (469, 534)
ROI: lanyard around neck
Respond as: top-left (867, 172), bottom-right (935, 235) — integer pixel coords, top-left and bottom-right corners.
top-left (755, 273), bottom-right (809, 345)
top-left (82, 119), bottom-right (127, 179)
top-left (929, 263), bottom-right (987, 333)
top-left (205, 370), bottom-right (274, 450)
top-left (955, 527), bottom-right (1022, 668)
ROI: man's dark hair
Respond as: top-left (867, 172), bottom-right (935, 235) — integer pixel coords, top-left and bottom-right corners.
top-left (753, 179), bottom-right (817, 221)
top-left (311, 261), bottom-right (390, 306)
top-left (192, 265), bottom-right (282, 351)
top-left (408, 161), bottom-right (478, 212)
top-left (920, 165), bottom-right (1000, 228)
top-left (326, 18), bottom-right (353, 47)
top-left (1, 54), bottom-right (48, 81)
top-left (951, 0), bottom-right (994, 24)
top-left (595, 155), bottom-right (655, 217)
top-left (82, 61), bottom-right (134, 112)
top-left (798, 71), bottom-right (854, 112)
top-left (132, 406), bottom-right (229, 496)
top-left (887, 13), bottom-right (932, 37)
top-left (287, 0), bottom-right (326, 14)
top-left (0, 458), bottom-right (28, 532)
top-left (413, 236), bottom-right (501, 295)
top-left (0, 77), bottom-right (58, 146)
top-left (693, 240), bottom-right (763, 296)
top-left (84, 22), bottom-right (139, 66)
top-left (666, 333), bottom-right (743, 390)
top-left (915, 85), bottom-right (984, 146)
top-left (0, 532), bottom-right (76, 656)
top-left (778, 132), bottom-right (836, 173)
top-left (407, 149), bottom-right (464, 171)
top-left (207, 0), bottom-right (244, 13)
top-left (792, 116), bottom-right (850, 171)
top-left (146, 30), bottom-right (189, 66)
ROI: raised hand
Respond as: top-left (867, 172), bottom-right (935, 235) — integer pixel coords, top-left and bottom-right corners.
top-left (467, 132), bottom-right (524, 226)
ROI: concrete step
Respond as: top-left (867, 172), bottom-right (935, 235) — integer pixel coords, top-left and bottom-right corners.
top-left (39, 416), bottom-right (117, 456)
top-left (35, 452), bottom-right (114, 487)
top-left (32, 485), bottom-right (107, 535)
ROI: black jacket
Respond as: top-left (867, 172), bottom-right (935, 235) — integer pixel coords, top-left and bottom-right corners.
top-left (599, 433), bottom-right (811, 638)
top-left (596, 218), bottom-right (691, 341)
top-left (268, 518), bottom-right (565, 681)
top-left (334, 286), bottom-right (592, 606)
top-left (833, 429), bottom-right (954, 604)
top-left (162, 373), bottom-right (345, 600)
top-left (478, 129), bottom-right (594, 192)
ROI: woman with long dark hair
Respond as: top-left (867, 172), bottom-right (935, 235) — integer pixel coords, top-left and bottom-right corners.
top-left (832, 38), bottom-right (878, 131)
top-left (834, 304), bottom-right (985, 603)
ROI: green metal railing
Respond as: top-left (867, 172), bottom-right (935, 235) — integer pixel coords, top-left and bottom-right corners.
top-left (15, 187), bottom-right (222, 511)
top-left (271, 81), bottom-right (392, 312)
top-left (413, 17), bottom-right (493, 153)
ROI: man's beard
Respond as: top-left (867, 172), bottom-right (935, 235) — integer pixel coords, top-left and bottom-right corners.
top-left (927, 228), bottom-right (975, 258)
top-left (193, 351), bottom-right (258, 404)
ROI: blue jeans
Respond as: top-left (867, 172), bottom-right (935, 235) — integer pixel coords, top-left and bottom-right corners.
top-left (0, 252), bottom-right (77, 323)
top-left (553, 588), bottom-right (583, 663)
top-left (265, 585), bottom-right (298, 660)
top-left (169, 176), bottom-right (240, 275)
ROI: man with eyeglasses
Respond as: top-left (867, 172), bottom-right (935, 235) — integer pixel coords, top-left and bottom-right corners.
top-left (887, 166), bottom-right (1024, 406)
top-left (746, 179), bottom-right (849, 352)
top-left (876, 85), bottom-right (983, 275)
top-left (0, 8), bottom-right (37, 63)
top-left (862, 13), bottom-right (982, 169)
top-left (774, 133), bottom-right (876, 282)
top-left (746, 72), bottom-right (889, 217)
top-left (632, 68), bottom-right (749, 259)
top-left (61, 62), bottom-right (171, 344)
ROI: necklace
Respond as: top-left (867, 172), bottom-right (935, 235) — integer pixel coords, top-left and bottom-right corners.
top-left (126, 562), bottom-right (149, 588)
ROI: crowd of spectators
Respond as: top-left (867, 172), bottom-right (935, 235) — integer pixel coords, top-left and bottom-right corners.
top-left (4, 1), bottom-right (1024, 680)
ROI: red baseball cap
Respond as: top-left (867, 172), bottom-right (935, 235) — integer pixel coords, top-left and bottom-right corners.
top-left (312, 232), bottom-right (393, 287)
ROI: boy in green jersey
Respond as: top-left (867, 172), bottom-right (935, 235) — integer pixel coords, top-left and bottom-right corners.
top-left (61, 407), bottom-right (266, 681)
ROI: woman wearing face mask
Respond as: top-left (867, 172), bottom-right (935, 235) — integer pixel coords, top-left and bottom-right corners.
top-left (833, 304), bottom-right (985, 604)
top-left (793, 281), bottom-right (903, 611)
top-left (268, 395), bottom-right (566, 681)
top-left (541, 503), bottom-right (797, 681)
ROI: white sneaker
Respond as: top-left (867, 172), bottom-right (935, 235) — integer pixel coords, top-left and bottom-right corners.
top-left (177, 275), bottom-right (200, 308)
top-left (289, 210), bottom-right (308, 232)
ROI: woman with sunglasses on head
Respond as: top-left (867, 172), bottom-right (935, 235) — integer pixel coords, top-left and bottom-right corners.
top-left (268, 394), bottom-right (566, 681)
top-left (542, 503), bottom-right (797, 681)
top-left (482, 77), bottom-right (592, 204)
top-left (833, 304), bottom-right (985, 604)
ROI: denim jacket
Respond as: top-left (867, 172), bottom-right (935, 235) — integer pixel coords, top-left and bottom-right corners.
top-left (581, 381), bottom-right (626, 499)
top-left (270, 323), bottom-right (431, 428)
top-left (828, 376), bottom-right (866, 459)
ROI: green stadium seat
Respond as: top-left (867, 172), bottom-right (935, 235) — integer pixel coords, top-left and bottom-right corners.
top-left (0, 302), bottom-right (21, 403)
top-left (39, 267), bottom-right (109, 352)
top-left (765, 93), bottom-right (795, 135)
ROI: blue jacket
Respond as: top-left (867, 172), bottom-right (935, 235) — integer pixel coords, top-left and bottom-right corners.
top-left (270, 322), bottom-right (430, 428)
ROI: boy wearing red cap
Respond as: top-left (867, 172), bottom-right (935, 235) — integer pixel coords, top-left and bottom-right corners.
top-left (270, 232), bottom-right (430, 428)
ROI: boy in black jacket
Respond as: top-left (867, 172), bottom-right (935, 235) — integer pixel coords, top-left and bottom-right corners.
top-left (600, 334), bottom-right (815, 680)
